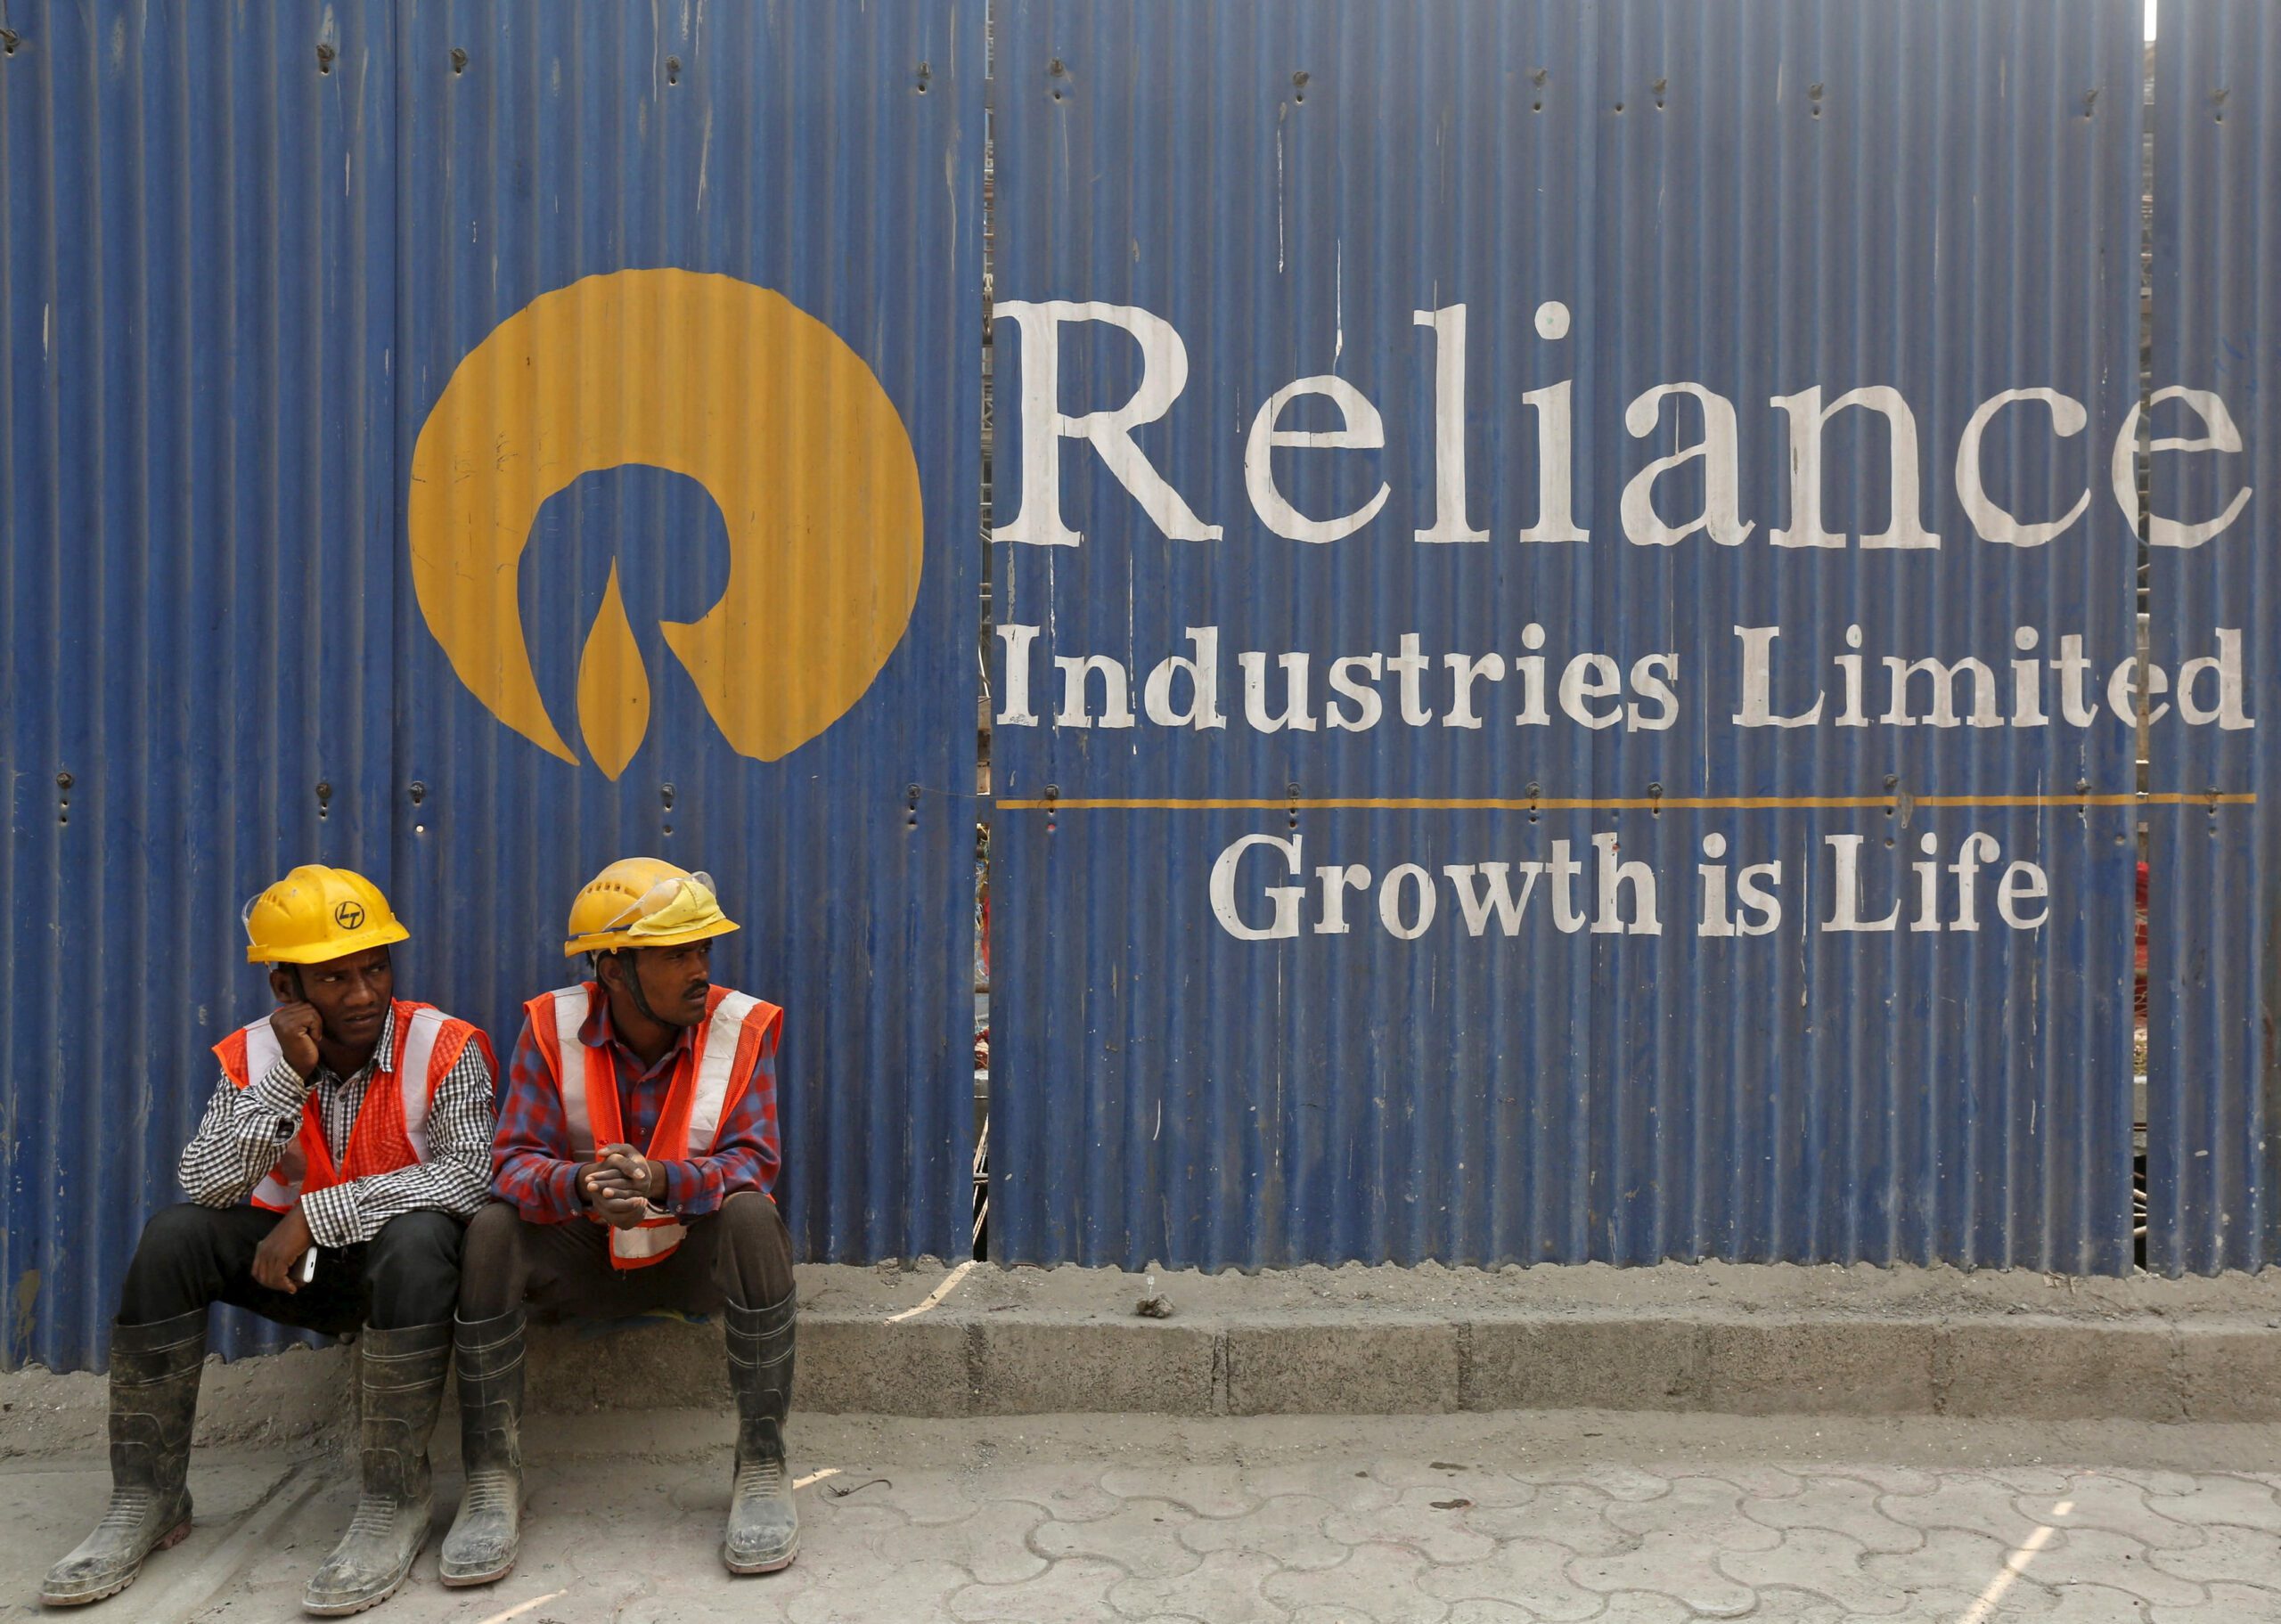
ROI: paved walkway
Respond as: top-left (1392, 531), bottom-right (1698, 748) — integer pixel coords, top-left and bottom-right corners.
top-left (5, 1413), bottom-right (2278, 1622)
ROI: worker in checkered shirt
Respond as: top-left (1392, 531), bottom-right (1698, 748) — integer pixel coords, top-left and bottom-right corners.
top-left (42, 866), bottom-right (496, 1617)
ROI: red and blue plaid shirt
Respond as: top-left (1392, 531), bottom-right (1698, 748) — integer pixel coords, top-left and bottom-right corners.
top-left (490, 988), bottom-right (780, 1223)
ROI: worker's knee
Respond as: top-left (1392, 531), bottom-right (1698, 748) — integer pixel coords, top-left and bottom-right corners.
top-left (118, 1204), bottom-right (257, 1324)
top-left (720, 1191), bottom-right (794, 1307)
top-left (461, 1201), bottom-right (525, 1276)
top-left (453, 1202), bottom-right (530, 1321)
top-left (722, 1190), bottom-right (789, 1248)
top-left (363, 1210), bottom-right (464, 1328)
top-left (134, 1204), bottom-right (227, 1268)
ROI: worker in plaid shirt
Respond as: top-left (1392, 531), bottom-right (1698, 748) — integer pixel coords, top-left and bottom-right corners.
top-left (43, 866), bottom-right (495, 1618)
top-left (486, 997), bottom-right (780, 1221)
top-left (443, 859), bottom-right (799, 1591)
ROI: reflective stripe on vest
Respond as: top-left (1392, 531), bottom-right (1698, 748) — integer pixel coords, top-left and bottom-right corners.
top-left (546, 986), bottom-right (595, 1157)
top-left (535, 983), bottom-right (769, 1269)
top-left (394, 1007), bottom-right (449, 1160)
top-left (243, 1020), bottom-right (296, 1210)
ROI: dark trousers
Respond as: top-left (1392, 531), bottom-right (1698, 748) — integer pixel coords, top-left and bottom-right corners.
top-left (117, 1204), bottom-right (464, 1333)
top-left (455, 1191), bottom-right (794, 1322)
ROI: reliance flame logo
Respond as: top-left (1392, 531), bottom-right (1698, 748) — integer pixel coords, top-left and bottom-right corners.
top-left (408, 269), bottom-right (924, 779)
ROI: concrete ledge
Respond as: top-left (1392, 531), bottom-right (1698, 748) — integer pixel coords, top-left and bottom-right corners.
top-left (8, 1259), bottom-right (2281, 1453)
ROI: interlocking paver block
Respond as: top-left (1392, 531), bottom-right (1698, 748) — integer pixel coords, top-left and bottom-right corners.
top-left (2151, 1582), bottom-right (2281, 1623)
top-left (2039, 1475), bottom-right (2208, 1553)
top-left (1712, 1464), bottom-right (1809, 1500)
top-left (2100, 1468), bottom-right (2210, 1500)
top-left (861, 1494), bottom-right (1052, 1585)
top-left (1263, 1543), bottom-right (1453, 1623)
top-left (1369, 1457), bottom-right (1492, 1491)
top-left (2043, 1581), bottom-right (2182, 1622)
top-left (1738, 1588), bottom-right (1852, 1622)
top-left (856, 1469), bottom-right (995, 1526)
top-left (2150, 1522), bottom-right (2281, 1588)
top-left (1720, 1525), bottom-right (1911, 1616)
top-left (946, 1555), bottom-right (1131, 1622)
top-left (1180, 1493), bottom-right (1349, 1571)
top-left (1984, 1465), bottom-right (2081, 1497)
top-left (1241, 1462), bottom-right (1402, 1512)
top-left (1554, 1463), bottom-right (1673, 1503)
top-left (1462, 1481), bottom-right (1635, 1556)
top-left (2020, 1528), bottom-right (2205, 1607)
top-left (1322, 1483), bottom-right (1500, 1565)
top-left (1883, 1472), bottom-right (2057, 1545)
top-left (1416, 1536), bottom-right (1608, 1621)
top-left (1589, 1590), bottom-right (1696, 1622)
top-left (1861, 1526), bottom-right (2063, 1612)
top-left (993, 1464), bottom-right (1124, 1523)
top-left (1443, 1602), bottom-right (1537, 1624)
top-left (1799, 1464), bottom-right (1942, 1498)
top-left (1407, 1465), bottom-right (1540, 1510)
top-left (1569, 1531), bottom-right (1759, 1618)
top-left (1034, 1498), bottom-right (1204, 1579)
top-left (1744, 1472), bottom-right (1921, 1555)
top-left (2146, 1475), bottom-right (2281, 1533)
top-left (1604, 1475), bottom-right (1783, 1553)
top-left (1100, 1465), bottom-right (1262, 1518)
top-left (784, 1558), bottom-right (971, 1622)
top-left (1108, 1550), bottom-right (1283, 1624)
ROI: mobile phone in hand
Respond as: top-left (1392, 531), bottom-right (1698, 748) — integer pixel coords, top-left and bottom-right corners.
top-left (295, 1246), bottom-right (317, 1285)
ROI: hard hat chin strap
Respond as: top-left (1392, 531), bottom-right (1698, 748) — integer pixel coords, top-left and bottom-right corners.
top-left (602, 948), bottom-right (673, 1030)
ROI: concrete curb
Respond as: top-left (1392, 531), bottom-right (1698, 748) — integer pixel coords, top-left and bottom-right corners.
top-left (6, 1259), bottom-right (2279, 1455)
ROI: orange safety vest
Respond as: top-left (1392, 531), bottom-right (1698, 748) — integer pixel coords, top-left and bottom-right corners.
top-left (215, 1000), bottom-right (492, 1212)
top-left (526, 982), bottom-right (782, 1269)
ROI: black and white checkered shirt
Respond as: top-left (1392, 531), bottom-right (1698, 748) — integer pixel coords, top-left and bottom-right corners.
top-left (176, 1006), bottom-right (497, 1247)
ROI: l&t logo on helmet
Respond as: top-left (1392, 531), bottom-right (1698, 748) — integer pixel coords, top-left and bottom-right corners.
top-left (406, 269), bottom-right (925, 781)
top-left (332, 901), bottom-right (367, 932)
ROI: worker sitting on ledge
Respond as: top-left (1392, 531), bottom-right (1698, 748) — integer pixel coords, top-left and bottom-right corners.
top-left (41, 865), bottom-right (496, 1616)
top-left (441, 858), bottom-right (796, 1588)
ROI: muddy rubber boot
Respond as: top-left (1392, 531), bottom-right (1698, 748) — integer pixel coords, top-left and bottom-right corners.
top-left (438, 1310), bottom-right (524, 1587)
top-left (302, 1322), bottom-right (449, 1616)
top-left (721, 1289), bottom-right (799, 1574)
top-left (40, 1310), bottom-right (208, 1606)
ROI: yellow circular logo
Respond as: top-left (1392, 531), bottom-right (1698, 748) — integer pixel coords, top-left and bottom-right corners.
top-left (407, 269), bottom-right (925, 778)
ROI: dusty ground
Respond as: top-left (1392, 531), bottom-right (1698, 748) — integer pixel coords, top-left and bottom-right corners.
top-left (5, 1410), bottom-right (2279, 1623)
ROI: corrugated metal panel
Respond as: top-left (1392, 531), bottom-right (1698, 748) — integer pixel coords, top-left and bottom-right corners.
top-left (989, 0), bottom-right (2146, 1271)
top-left (2146, 0), bottom-right (2279, 1275)
top-left (1, 0), bottom-right (403, 1370)
top-left (2, 0), bottom-right (980, 1372)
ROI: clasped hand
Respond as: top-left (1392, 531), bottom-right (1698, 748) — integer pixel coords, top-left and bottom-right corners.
top-left (578, 1143), bottom-right (667, 1230)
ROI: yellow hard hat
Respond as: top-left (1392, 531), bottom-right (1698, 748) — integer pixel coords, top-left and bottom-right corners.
top-left (563, 857), bottom-right (739, 958)
top-left (242, 865), bottom-right (410, 965)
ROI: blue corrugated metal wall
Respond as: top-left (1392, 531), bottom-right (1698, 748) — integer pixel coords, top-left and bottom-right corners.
top-left (1, 0), bottom-right (980, 1372)
top-left (2146, 0), bottom-right (2280, 1275)
top-left (8, 0), bottom-right (2278, 1374)
top-left (988, 0), bottom-right (2147, 1272)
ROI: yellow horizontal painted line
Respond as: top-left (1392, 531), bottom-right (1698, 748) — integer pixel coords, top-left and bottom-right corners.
top-left (997, 792), bottom-right (2258, 812)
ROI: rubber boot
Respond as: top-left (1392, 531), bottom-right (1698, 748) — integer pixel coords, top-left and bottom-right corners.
top-left (721, 1289), bottom-right (799, 1574)
top-left (40, 1310), bottom-right (207, 1606)
top-left (437, 1310), bottom-right (524, 1587)
top-left (302, 1321), bottom-right (450, 1616)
